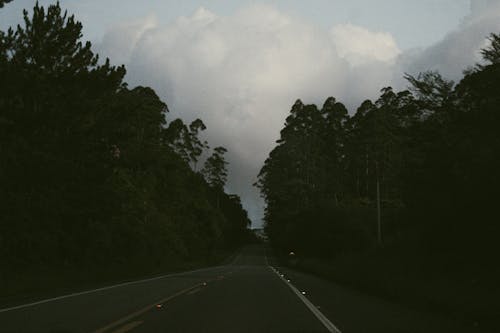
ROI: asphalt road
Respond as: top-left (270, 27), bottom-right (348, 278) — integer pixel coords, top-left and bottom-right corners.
top-left (0, 245), bottom-right (486, 333)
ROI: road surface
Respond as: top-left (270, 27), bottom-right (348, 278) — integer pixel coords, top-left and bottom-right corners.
top-left (0, 245), bottom-right (485, 332)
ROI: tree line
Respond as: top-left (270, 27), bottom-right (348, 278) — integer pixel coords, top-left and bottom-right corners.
top-left (257, 33), bottom-right (500, 258)
top-left (0, 3), bottom-right (251, 275)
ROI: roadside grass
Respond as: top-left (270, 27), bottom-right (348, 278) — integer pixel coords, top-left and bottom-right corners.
top-left (282, 249), bottom-right (499, 332)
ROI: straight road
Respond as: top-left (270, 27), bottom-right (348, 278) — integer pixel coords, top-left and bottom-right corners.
top-left (0, 245), bottom-right (486, 333)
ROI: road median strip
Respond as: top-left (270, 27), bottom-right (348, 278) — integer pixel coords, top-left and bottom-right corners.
top-left (92, 282), bottom-right (209, 333)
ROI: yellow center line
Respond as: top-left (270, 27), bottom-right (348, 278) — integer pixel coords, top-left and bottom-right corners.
top-left (110, 321), bottom-right (143, 333)
top-left (91, 282), bottom-right (206, 333)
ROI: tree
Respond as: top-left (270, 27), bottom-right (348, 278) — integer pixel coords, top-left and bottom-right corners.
top-left (202, 146), bottom-right (228, 210)
top-left (188, 119), bottom-right (209, 170)
top-left (0, 0), bottom-right (13, 8)
top-left (164, 118), bottom-right (208, 170)
top-left (0, 2), bottom-right (128, 265)
top-left (0, 2), bottom-right (252, 276)
top-left (256, 98), bottom-right (370, 254)
top-left (202, 146), bottom-right (228, 190)
top-left (480, 33), bottom-right (500, 65)
top-left (404, 71), bottom-right (454, 115)
top-left (320, 97), bottom-right (349, 205)
top-left (165, 118), bottom-right (190, 161)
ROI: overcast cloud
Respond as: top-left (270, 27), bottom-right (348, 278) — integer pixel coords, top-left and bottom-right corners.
top-left (92, 1), bottom-right (500, 226)
top-left (396, 0), bottom-right (500, 86)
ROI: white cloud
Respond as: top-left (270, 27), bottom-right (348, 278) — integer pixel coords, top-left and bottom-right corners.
top-left (331, 23), bottom-right (401, 66)
top-left (98, 15), bottom-right (158, 66)
top-left (94, 1), bottom-right (500, 226)
top-left (469, 0), bottom-right (500, 23)
top-left (95, 4), bottom-right (398, 226)
top-left (396, 0), bottom-right (500, 85)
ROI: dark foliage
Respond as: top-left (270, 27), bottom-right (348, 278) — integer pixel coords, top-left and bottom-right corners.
top-left (0, 3), bottom-right (251, 277)
top-left (0, 0), bottom-right (13, 9)
top-left (257, 33), bottom-right (500, 259)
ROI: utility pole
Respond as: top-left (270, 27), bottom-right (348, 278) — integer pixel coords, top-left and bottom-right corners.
top-left (376, 160), bottom-right (382, 246)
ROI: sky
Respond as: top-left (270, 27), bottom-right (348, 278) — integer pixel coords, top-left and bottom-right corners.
top-left (2, 1), bottom-right (500, 227)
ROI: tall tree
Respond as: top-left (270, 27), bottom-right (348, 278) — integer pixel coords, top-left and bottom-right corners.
top-left (165, 118), bottom-right (208, 170)
top-left (480, 33), bottom-right (500, 65)
top-left (188, 119), bottom-right (209, 170)
top-left (202, 146), bottom-right (228, 209)
top-left (202, 146), bottom-right (228, 190)
top-left (320, 97), bottom-right (349, 205)
top-left (0, 2), bottom-right (252, 275)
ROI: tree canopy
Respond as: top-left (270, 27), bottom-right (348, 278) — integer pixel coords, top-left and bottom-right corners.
top-left (0, 2), bottom-right (252, 275)
top-left (202, 146), bottom-right (229, 190)
top-left (257, 32), bottom-right (500, 258)
top-left (0, 0), bottom-right (13, 8)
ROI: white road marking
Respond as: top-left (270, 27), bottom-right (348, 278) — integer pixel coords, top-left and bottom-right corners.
top-left (110, 320), bottom-right (143, 333)
top-left (230, 253), bottom-right (242, 265)
top-left (187, 287), bottom-right (203, 295)
top-left (0, 265), bottom-right (225, 313)
top-left (270, 265), bottom-right (342, 333)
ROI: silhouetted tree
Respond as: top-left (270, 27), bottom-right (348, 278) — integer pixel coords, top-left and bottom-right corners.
top-left (257, 32), bottom-right (500, 256)
top-left (165, 118), bottom-right (209, 170)
top-left (0, 2), bottom-right (251, 279)
top-left (202, 146), bottom-right (228, 190)
top-left (0, 0), bottom-right (13, 8)
top-left (480, 33), bottom-right (500, 65)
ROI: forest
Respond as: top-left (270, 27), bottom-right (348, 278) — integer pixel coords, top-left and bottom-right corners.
top-left (256, 34), bottom-right (500, 326)
top-left (257, 33), bottom-right (500, 258)
top-left (0, 3), bottom-right (252, 291)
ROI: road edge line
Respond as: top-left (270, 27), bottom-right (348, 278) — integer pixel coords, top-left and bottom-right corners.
top-left (269, 265), bottom-right (342, 333)
top-left (0, 265), bottom-right (224, 313)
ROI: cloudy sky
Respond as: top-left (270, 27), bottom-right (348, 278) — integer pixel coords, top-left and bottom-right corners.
top-left (2, 1), bottom-right (500, 227)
